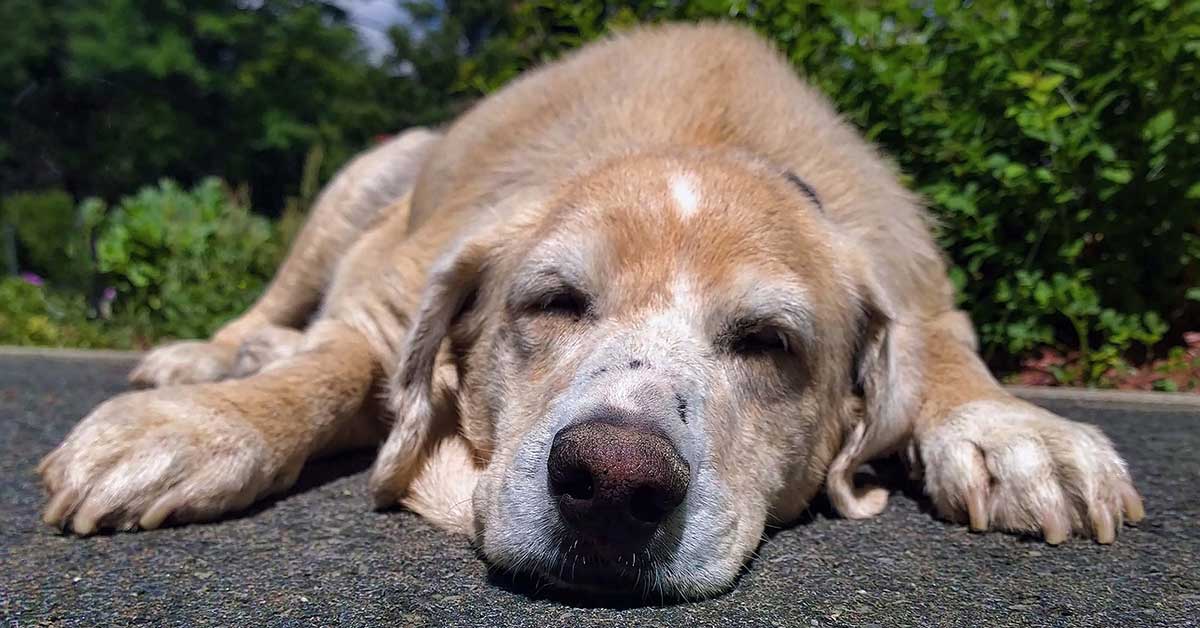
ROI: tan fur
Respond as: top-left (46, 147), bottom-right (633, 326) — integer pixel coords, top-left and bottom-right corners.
top-left (40, 23), bottom-right (1142, 597)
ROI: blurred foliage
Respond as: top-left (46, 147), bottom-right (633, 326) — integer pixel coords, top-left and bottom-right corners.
top-left (1, 179), bottom-right (282, 348)
top-left (1014, 332), bottom-right (1200, 392)
top-left (276, 144), bottom-right (327, 251)
top-left (0, 277), bottom-right (122, 348)
top-left (0, 0), bottom-right (450, 213)
top-left (1, 189), bottom-right (95, 289)
top-left (92, 178), bottom-right (283, 341)
top-left (2, 0), bottom-right (1198, 387)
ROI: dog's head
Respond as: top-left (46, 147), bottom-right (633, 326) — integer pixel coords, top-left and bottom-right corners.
top-left (387, 150), bottom-right (902, 599)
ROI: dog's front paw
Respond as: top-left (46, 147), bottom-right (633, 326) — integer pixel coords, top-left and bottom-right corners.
top-left (130, 341), bottom-right (239, 387)
top-left (917, 400), bottom-right (1144, 544)
top-left (38, 389), bottom-right (294, 535)
top-left (230, 325), bottom-right (304, 378)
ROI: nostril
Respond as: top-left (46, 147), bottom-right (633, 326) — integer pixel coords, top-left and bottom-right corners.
top-left (552, 466), bottom-right (595, 501)
top-left (629, 484), bottom-right (672, 524)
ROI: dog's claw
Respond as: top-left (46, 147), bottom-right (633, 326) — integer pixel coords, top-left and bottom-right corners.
top-left (966, 487), bottom-right (989, 532)
top-left (71, 511), bottom-right (99, 537)
top-left (139, 492), bottom-right (184, 530)
top-left (43, 489), bottom-right (77, 529)
top-left (1041, 508), bottom-right (1069, 545)
top-left (1090, 503), bottom-right (1116, 545)
top-left (1121, 485), bottom-right (1146, 524)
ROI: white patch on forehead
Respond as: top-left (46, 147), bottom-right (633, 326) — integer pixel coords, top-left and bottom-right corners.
top-left (669, 173), bottom-right (702, 219)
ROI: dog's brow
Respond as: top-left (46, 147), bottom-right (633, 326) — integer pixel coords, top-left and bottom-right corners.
top-left (731, 284), bottom-right (815, 342)
top-left (508, 254), bottom-right (591, 307)
top-left (783, 171), bottom-right (823, 211)
top-left (511, 267), bottom-right (566, 299)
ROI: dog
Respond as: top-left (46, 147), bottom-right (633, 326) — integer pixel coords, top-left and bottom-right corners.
top-left (39, 23), bottom-right (1144, 599)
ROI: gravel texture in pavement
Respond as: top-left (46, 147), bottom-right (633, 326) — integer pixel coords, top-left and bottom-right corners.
top-left (1, 353), bottom-right (1197, 627)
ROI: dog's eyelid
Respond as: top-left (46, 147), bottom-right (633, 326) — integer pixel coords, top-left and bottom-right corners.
top-left (508, 270), bottom-right (594, 319)
top-left (538, 285), bottom-right (590, 313)
top-left (720, 317), bottom-right (800, 355)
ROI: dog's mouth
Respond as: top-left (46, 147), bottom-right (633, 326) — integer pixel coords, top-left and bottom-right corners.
top-left (527, 537), bottom-right (675, 598)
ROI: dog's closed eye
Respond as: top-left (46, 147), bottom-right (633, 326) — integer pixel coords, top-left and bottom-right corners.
top-left (732, 325), bottom-right (790, 354)
top-left (534, 286), bottom-right (591, 320)
top-left (509, 270), bottom-right (594, 322)
top-left (721, 319), bottom-right (793, 356)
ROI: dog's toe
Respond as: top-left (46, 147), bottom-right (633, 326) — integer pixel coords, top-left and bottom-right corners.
top-left (130, 341), bottom-right (239, 387)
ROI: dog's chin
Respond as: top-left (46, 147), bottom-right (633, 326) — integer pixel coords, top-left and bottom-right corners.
top-left (536, 560), bottom-right (659, 597)
top-left (524, 562), bottom-right (723, 604)
top-left (496, 538), bottom-right (737, 603)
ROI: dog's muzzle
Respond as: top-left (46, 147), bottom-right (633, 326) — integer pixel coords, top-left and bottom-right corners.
top-left (547, 419), bottom-right (690, 552)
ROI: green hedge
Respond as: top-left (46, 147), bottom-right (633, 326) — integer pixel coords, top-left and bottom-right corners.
top-left (426, 0), bottom-right (1200, 382)
top-left (92, 178), bottom-right (283, 340)
top-left (0, 189), bottom-right (93, 288)
top-left (2, 180), bottom-right (284, 348)
top-left (0, 277), bottom-right (118, 348)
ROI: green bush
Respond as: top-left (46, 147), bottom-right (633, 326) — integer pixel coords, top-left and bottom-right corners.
top-left (0, 277), bottom-right (120, 348)
top-left (426, 0), bottom-right (1200, 383)
top-left (0, 188), bottom-right (95, 288)
top-left (93, 178), bottom-right (283, 341)
top-left (0, 178), bottom-right (285, 348)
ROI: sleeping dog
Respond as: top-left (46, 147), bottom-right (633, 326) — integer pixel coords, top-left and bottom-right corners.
top-left (39, 23), bottom-right (1143, 599)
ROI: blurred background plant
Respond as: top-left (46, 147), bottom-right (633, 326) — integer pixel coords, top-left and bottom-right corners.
top-left (1, 0), bottom-right (1197, 389)
top-left (2, 179), bottom-right (282, 345)
top-left (92, 178), bottom-right (283, 340)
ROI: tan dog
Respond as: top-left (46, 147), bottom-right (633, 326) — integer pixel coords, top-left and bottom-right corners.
top-left (39, 23), bottom-right (1143, 598)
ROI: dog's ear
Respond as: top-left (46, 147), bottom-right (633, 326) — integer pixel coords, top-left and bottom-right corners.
top-left (851, 279), bottom-right (909, 430)
top-left (826, 270), bottom-right (923, 519)
top-left (369, 233), bottom-right (496, 508)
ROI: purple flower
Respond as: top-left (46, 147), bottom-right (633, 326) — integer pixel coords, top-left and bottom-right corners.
top-left (19, 272), bottom-right (44, 287)
top-left (101, 287), bottom-right (117, 304)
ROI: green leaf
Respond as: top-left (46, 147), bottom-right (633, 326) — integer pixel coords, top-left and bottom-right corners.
top-left (1099, 167), bottom-right (1133, 184)
top-left (1008, 71), bottom-right (1036, 88)
top-left (1034, 74), bottom-right (1065, 92)
top-left (1143, 110), bottom-right (1177, 141)
top-left (1043, 59), bottom-right (1082, 78)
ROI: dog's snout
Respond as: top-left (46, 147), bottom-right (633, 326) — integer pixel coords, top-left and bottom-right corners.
top-left (547, 420), bottom-right (689, 549)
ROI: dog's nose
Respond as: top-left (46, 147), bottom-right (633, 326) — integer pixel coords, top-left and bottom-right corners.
top-left (547, 420), bottom-right (689, 549)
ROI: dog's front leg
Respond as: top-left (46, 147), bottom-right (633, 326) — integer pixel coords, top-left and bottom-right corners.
top-left (129, 128), bottom-right (440, 388)
top-left (40, 320), bottom-right (382, 534)
top-left (910, 311), bottom-right (1144, 543)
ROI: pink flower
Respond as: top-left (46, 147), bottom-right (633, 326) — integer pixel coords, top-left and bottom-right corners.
top-left (19, 272), bottom-right (44, 287)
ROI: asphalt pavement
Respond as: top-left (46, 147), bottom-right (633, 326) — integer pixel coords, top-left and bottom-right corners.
top-left (1, 351), bottom-right (1197, 627)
